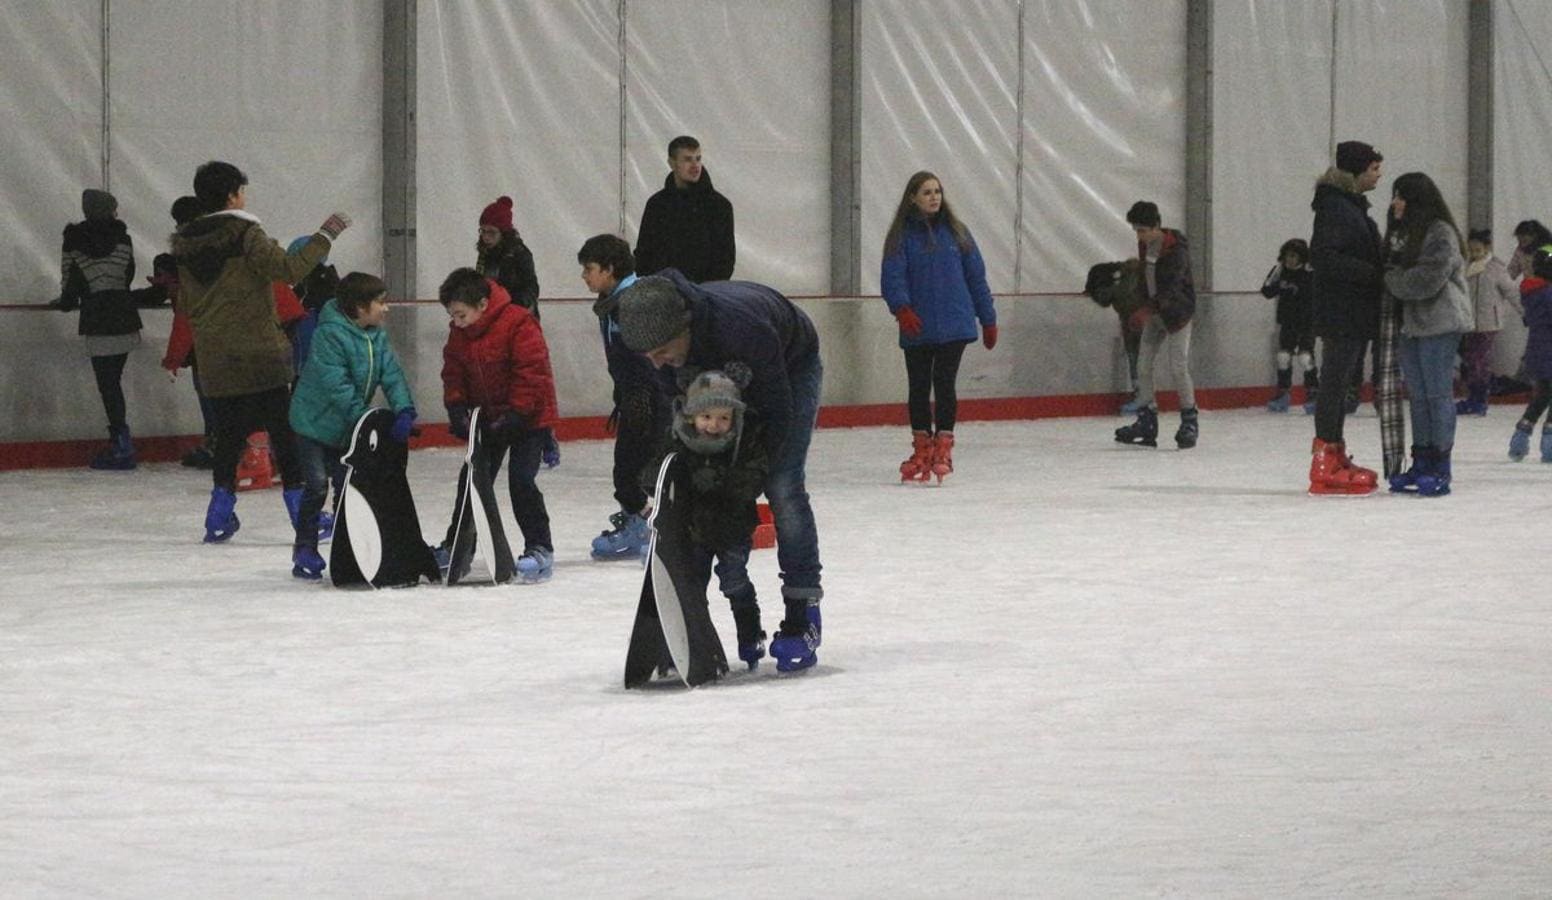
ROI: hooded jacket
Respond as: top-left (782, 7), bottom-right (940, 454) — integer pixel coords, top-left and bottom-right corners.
top-left (881, 215), bottom-right (997, 348)
top-left (1383, 220), bottom-right (1472, 339)
top-left (635, 168), bottom-right (735, 282)
top-left (1260, 263), bottom-right (1314, 333)
top-left (1310, 168), bottom-right (1384, 340)
top-left (659, 268), bottom-right (818, 459)
top-left (440, 281), bottom-right (558, 430)
top-left (169, 210), bottom-right (329, 397)
top-left (1465, 255), bottom-right (1518, 333)
top-left (57, 219), bottom-right (139, 337)
top-left (289, 298), bottom-right (416, 448)
top-left (476, 231), bottom-right (541, 319)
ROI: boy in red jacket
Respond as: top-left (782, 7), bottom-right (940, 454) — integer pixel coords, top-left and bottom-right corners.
top-left (437, 268), bottom-right (559, 583)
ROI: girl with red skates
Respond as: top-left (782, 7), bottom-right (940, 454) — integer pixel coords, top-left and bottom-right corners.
top-left (880, 171), bottom-right (998, 483)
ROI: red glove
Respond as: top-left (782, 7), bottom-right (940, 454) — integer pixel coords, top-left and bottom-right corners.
top-left (1127, 307), bottom-right (1152, 334)
top-left (895, 305), bottom-right (924, 337)
top-left (981, 324), bottom-right (998, 350)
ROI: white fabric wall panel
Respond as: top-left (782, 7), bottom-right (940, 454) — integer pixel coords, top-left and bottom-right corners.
top-left (624, 0), bottom-right (830, 295)
top-left (1490, 0), bottom-right (1552, 376)
top-left (1332, 1), bottom-right (1469, 223)
top-left (1020, 0), bottom-right (1187, 292)
top-left (108, 1), bottom-right (383, 287)
top-left (859, 0), bottom-right (1020, 295)
top-left (416, 1), bottom-right (620, 301)
top-left (1211, 0), bottom-right (1334, 292)
top-left (0, 1), bottom-right (102, 301)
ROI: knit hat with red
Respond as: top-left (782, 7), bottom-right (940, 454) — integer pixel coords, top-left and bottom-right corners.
top-left (479, 196), bottom-right (514, 232)
top-left (1335, 141), bottom-right (1383, 176)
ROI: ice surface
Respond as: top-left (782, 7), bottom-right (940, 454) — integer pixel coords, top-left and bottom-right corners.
top-left (2, 411), bottom-right (1550, 897)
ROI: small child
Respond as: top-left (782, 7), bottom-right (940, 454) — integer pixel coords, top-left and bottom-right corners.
top-left (1260, 238), bottom-right (1318, 413)
top-left (287, 272), bottom-right (416, 580)
top-left (644, 366), bottom-right (768, 669)
top-left (437, 268), bottom-right (559, 583)
top-left (1508, 245), bottom-right (1552, 462)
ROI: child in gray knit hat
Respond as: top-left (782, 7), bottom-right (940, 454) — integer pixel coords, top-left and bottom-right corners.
top-left (644, 363), bottom-right (768, 669)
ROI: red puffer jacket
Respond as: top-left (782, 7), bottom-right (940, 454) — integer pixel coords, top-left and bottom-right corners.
top-left (441, 280), bottom-right (558, 429)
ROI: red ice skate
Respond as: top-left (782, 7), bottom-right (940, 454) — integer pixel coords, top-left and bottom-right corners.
top-left (900, 430), bottom-right (933, 482)
top-left (1308, 438), bottom-right (1377, 496)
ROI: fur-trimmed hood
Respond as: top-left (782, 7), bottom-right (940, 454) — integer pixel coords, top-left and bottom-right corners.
top-left (170, 210), bottom-right (262, 285)
top-left (1313, 167), bottom-right (1371, 211)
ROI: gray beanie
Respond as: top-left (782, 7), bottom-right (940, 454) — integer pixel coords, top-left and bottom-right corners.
top-left (82, 188), bottom-right (118, 221)
top-left (682, 369), bottom-right (746, 416)
top-left (617, 275), bottom-right (691, 352)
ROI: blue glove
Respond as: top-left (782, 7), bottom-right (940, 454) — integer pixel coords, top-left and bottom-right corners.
top-left (390, 407), bottom-right (417, 443)
top-left (542, 430), bottom-right (561, 469)
top-left (447, 404), bottom-right (471, 440)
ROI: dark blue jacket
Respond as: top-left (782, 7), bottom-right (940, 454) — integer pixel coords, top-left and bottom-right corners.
top-left (1310, 169), bottom-right (1384, 340)
top-left (596, 272), bottom-right (675, 406)
top-left (660, 268), bottom-right (818, 457)
top-left (1521, 278), bottom-right (1552, 380)
top-left (881, 216), bottom-right (996, 348)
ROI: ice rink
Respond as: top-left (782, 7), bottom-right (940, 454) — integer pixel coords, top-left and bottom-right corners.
top-left (3, 409), bottom-right (1550, 897)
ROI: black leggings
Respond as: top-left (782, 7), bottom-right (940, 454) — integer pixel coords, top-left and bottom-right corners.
top-left (1521, 379), bottom-right (1552, 426)
top-left (90, 353), bottom-right (128, 430)
top-left (903, 341), bottom-right (969, 433)
top-left (1315, 336), bottom-right (1366, 442)
top-left (207, 387), bottom-right (302, 491)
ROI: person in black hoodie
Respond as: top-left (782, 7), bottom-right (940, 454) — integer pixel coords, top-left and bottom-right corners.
top-left (634, 136), bottom-right (735, 283)
top-left (1307, 140), bottom-right (1385, 494)
top-left (52, 189), bottom-right (141, 469)
top-left (1260, 238), bottom-right (1318, 412)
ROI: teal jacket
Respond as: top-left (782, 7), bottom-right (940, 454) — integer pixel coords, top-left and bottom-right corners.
top-left (289, 299), bottom-right (415, 447)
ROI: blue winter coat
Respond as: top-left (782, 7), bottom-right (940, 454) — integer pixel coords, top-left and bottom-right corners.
top-left (881, 216), bottom-right (996, 348)
top-left (289, 299), bottom-right (415, 448)
top-left (1520, 278), bottom-right (1552, 381)
top-left (659, 268), bottom-right (819, 458)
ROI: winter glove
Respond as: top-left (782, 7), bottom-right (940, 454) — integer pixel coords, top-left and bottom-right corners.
top-left (317, 212), bottom-right (352, 242)
top-left (485, 410), bottom-right (526, 440)
top-left (542, 430), bottom-right (561, 469)
top-left (446, 404), bottom-right (471, 440)
top-left (391, 408), bottom-right (417, 443)
top-left (894, 305), bottom-right (924, 338)
top-left (981, 324), bottom-right (999, 350)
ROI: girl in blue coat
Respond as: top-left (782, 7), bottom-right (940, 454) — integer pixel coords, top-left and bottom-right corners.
top-left (287, 272), bottom-right (417, 580)
top-left (881, 171), bottom-right (997, 483)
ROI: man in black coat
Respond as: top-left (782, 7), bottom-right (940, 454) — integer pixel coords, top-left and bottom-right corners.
top-left (1308, 139), bottom-right (1385, 493)
top-left (634, 136), bottom-right (736, 283)
top-left (616, 269), bottom-right (824, 672)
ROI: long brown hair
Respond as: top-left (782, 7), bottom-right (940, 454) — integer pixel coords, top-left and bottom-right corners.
top-left (883, 170), bottom-right (972, 258)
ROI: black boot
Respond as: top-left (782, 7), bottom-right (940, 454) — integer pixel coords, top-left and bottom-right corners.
top-left (1175, 407), bottom-right (1199, 450)
top-left (1114, 406), bottom-right (1159, 447)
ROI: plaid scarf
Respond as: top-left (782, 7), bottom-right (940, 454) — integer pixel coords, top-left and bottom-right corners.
top-left (1375, 290), bottom-right (1406, 477)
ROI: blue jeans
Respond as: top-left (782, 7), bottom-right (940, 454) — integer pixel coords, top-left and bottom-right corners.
top-left (690, 541), bottom-right (756, 607)
top-left (765, 351), bottom-right (823, 601)
top-left (1398, 332), bottom-right (1461, 451)
top-left (294, 435), bottom-right (345, 549)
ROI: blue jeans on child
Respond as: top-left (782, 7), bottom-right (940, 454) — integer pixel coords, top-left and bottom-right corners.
top-left (1398, 332), bottom-right (1461, 450)
top-left (765, 350), bottom-right (824, 603)
top-left (295, 435), bottom-right (346, 548)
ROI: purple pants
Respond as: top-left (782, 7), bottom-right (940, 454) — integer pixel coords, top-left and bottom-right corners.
top-left (1458, 331), bottom-right (1497, 396)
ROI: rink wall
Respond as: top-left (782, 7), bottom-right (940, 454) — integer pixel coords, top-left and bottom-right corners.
top-left (0, 289), bottom-right (1373, 470)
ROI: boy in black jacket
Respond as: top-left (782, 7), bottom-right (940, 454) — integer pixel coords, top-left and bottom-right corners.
top-left (1261, 238), bottom-right (1318, 412)
top-left (645, 366), bottom-right (767, 669)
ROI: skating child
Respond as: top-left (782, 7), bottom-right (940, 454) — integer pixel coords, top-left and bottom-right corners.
top-left (287, 272), bottom-right (416, 580)
top-left (1508, 245), bottom-right (1552, 462)
top-left (644, 366), bottom-right (768, 669)
top-left (1084, 259), bottom-right (1144, 413)
top-left (437, 268), bottom-right (558, 584)
top-left (1260, 239), bottom-right (1319, 413)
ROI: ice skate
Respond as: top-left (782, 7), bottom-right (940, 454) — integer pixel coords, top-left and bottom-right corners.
top-left (591, 511), bottom-right (649, 560)
top-left (1114, 406), bottom-right (1158, 447)
top-left (1266, 391), bottom-right (1291, 413)
top-left (292, 545), bottom-right (326, 581)
top-left (1308, 438), bottom-right (1376, 496)
top-left (515, 546), bottom-right (554, 584)
top-left (930, 431), bottom-right (954, 483)
top-left (769, 601), bottom-right (821, 672)
top-left (1175, 408), bottom-right (1199, 450)
top-left (89, 425), bottom-right (136, 471)
top-left (900, 431), bottom-right (932, 482)
top-left (203, 486), bottom-right (241, 542)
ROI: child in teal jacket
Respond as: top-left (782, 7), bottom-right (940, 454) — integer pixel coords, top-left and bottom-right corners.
top-left (287, 272), bottom-right (416, 580)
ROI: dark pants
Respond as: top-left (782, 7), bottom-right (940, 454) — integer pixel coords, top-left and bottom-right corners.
top-left (903, 341), bottom-right (969, 433)
top-left (1521, 379), bottom-right (1552, 425)
top-left (1316, 336), bottom-right (1367, 443)
top-left (612, 387), bottom-right (669, 513)
top-left (1458, 332), bottom-right (1497, 398)
top-left (191, 363), bottom-right (215, 440)
top-left (207, 386), bottom-right (302, 491)
top-left (90, 353), bottom-right (128, 430)
top-left (442, 426), bottom-right (552, 554)
top-left (294, 436), bottom-right (346, 550)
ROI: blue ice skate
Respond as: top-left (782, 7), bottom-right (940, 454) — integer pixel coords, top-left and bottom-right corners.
top-left (1509, 421), bottom-right (1532, 461)
top-left (1302, 398), bottom-right (1318, 415)
top-left (1266, 391), bottom-right (1291, 413)
top-left (292, 545), bottom-right (326, 581)
top-left (1542, 427), bottom-right (1552, 463)
top-left (283, 487), bottom-right (304, 529)
top-left (516, 546), bottom-right (554, 584)
top-left (590, 511), bottom-right (649, 560)
top-left (1415, 450), bottom-right (1452, 497)
top-left (203, 486), bottom-right (241, 543)
top-left (89, 425), bottom-right (137, 470)
top-left (769, 603), bottom-right (821, 672)
top-left (433, 543), bottom-right (452, 576)
top-left (317, 510), bottom-right (335, 542)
